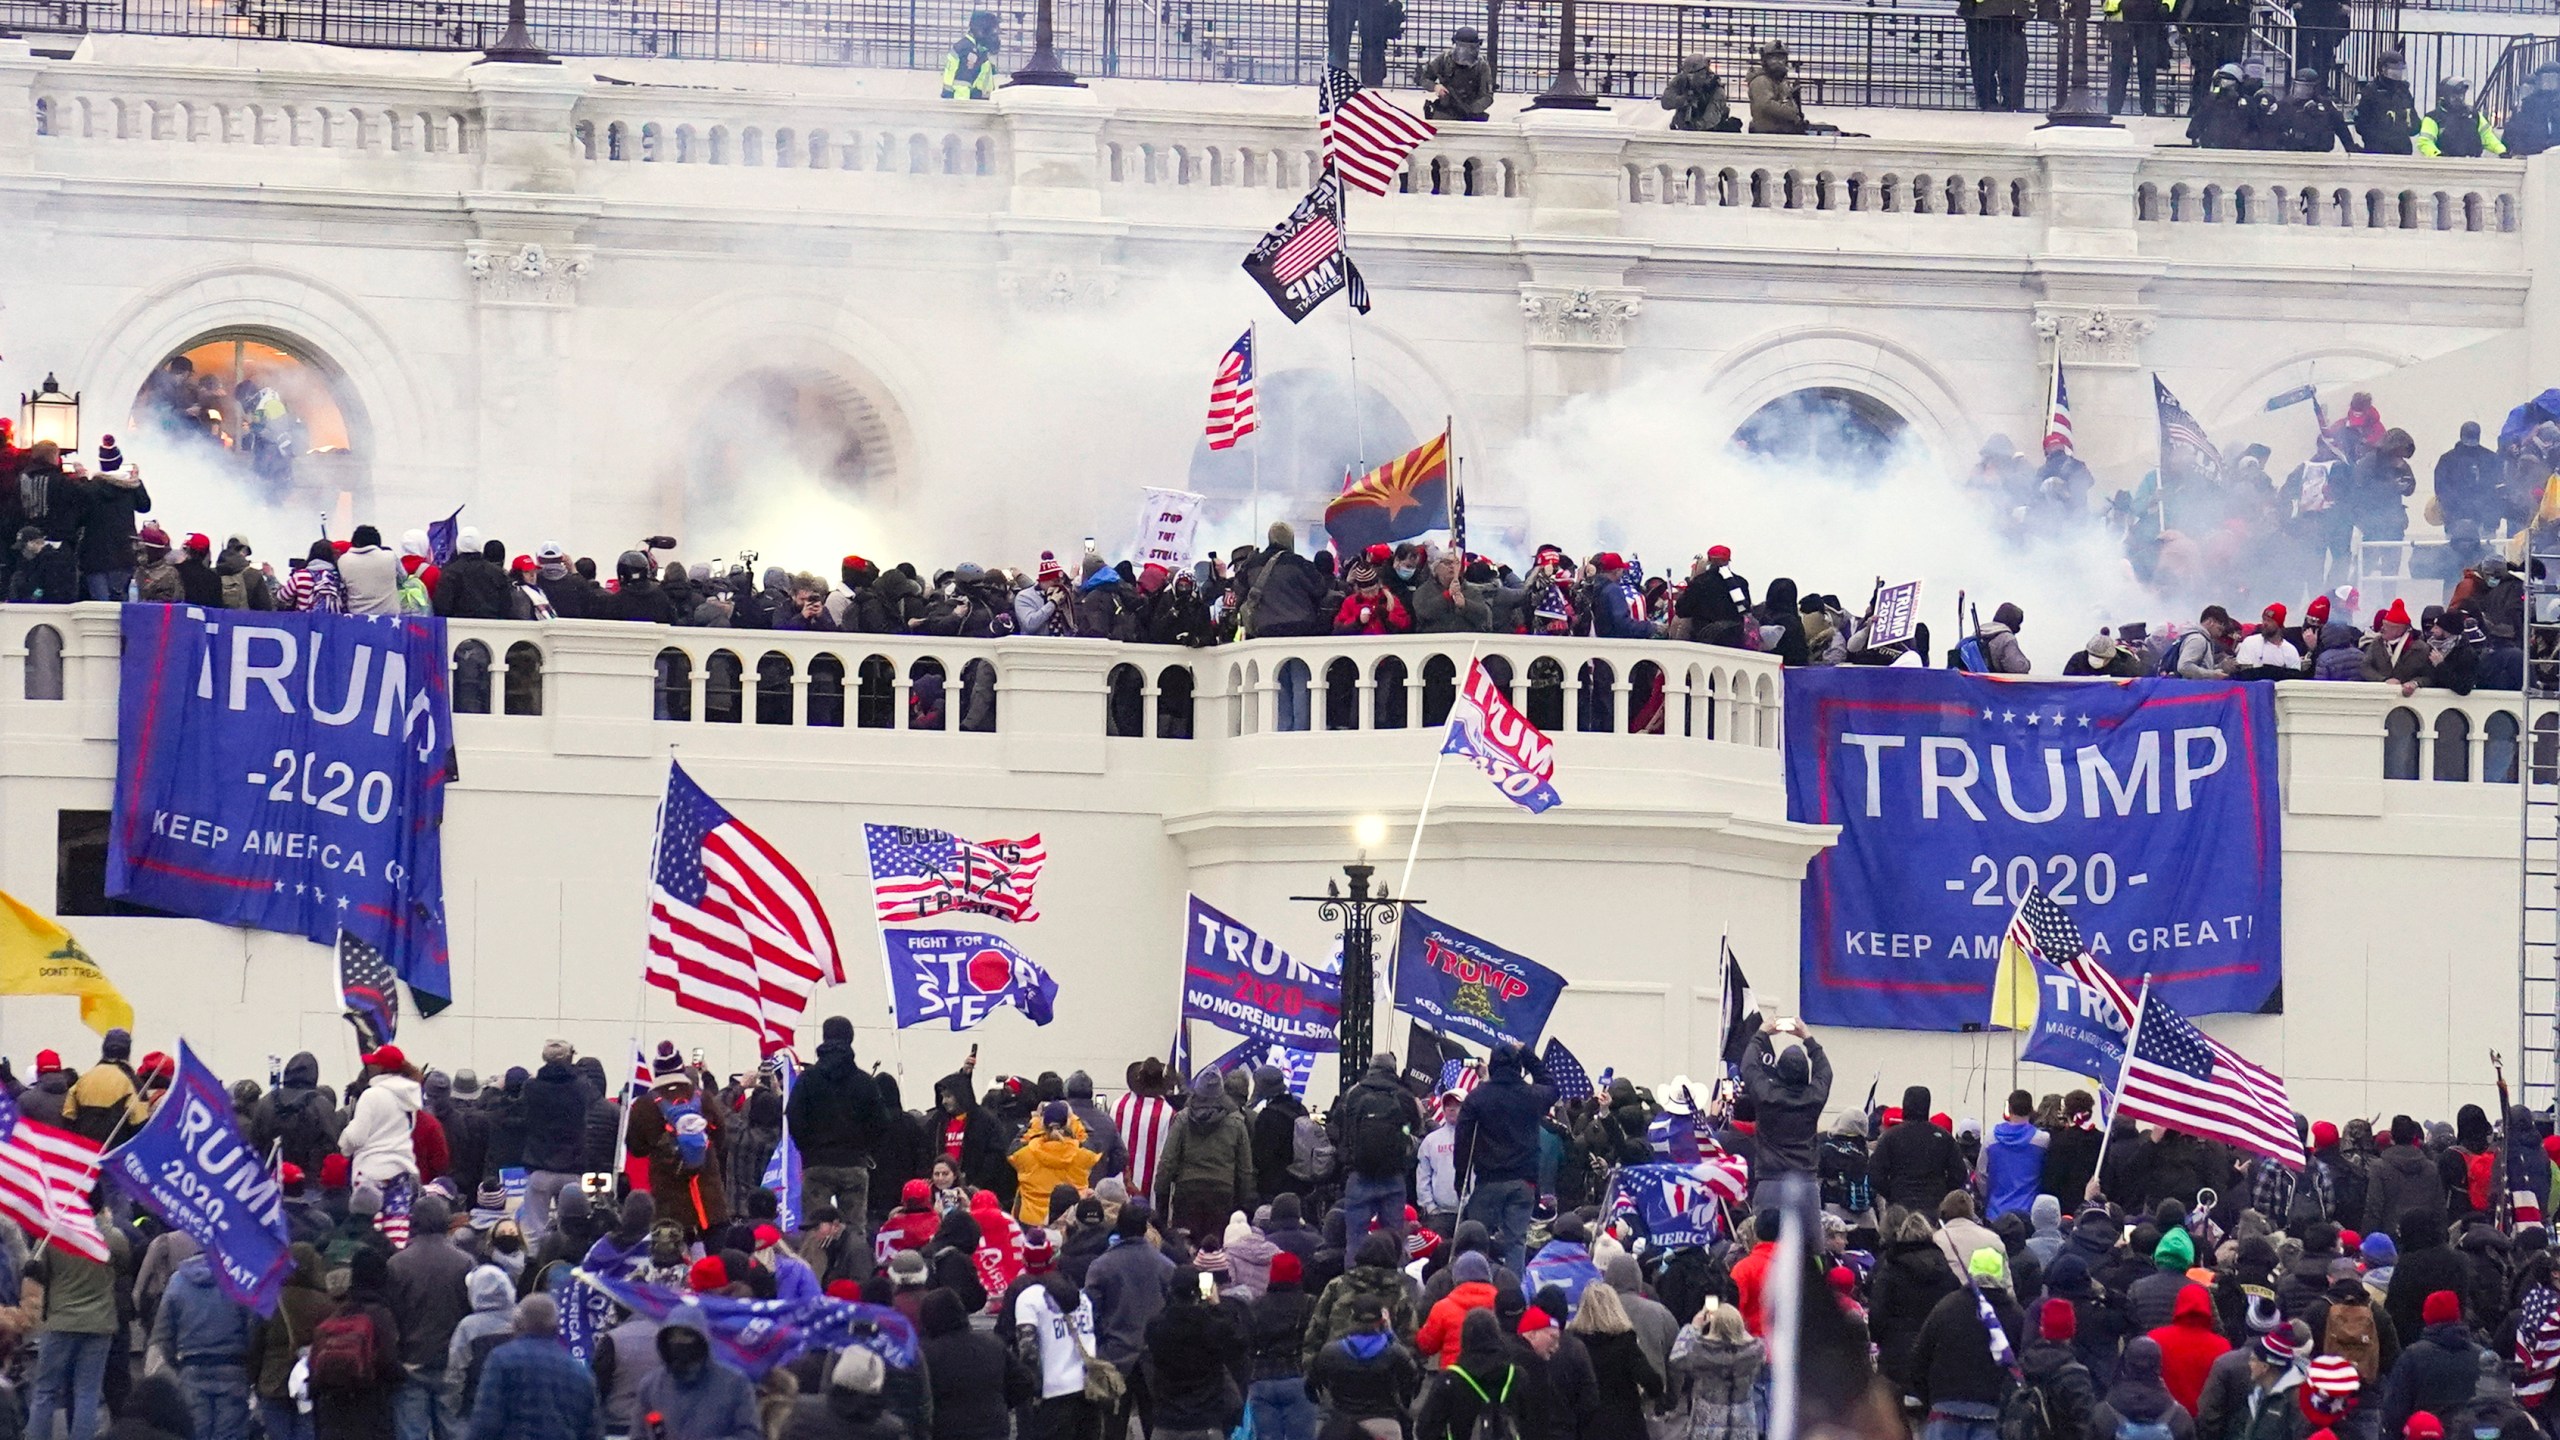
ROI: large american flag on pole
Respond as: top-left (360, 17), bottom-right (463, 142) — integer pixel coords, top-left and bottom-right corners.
top-left (2115, 983), bottom-right (2304, 1169)
top-left (645, 761), bottom-right (845, 1057)
top-left (2045, 362), bottom-right (2074, 453)
top-left (0, 1089), bottom-right (110, 1261)
top-left (2154, 375), bottom-right (2224, 478)
top-left (862, 823), bottom-right (1046, 925)
top-left (1318, 67), bottom-right (1435, 195)
top-left (1205, 328), bottom-right (1258, 451)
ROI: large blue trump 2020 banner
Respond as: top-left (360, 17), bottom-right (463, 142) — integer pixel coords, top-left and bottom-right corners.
top-left (1785, 668), bottom-right (2281, 1030)
top-left (107, 606), bottom-right (456, 1006)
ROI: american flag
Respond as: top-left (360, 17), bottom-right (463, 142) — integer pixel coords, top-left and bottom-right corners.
top-left (2516, 1283), bottom-right (2560, 1406)
top-left (645, 761), bottom-right (845, 1057)
top-left (1541, 1037), bottom-right (1595, 1103)
top-left (1205, 328), bottom-right (1258, 451)
top-left (1271, 211), bottom-right (1344, 288)
top-left (338, 929), bottom-right (400, 1051)
top-left (1112, 1088), bottom-right (1176, 1200)
top-left (1436, 1058), bottom-right (1484, 1099)
top-left (2003, 887), bottom-right (2137, 1018)
top-left (2116, 986), bottom-right (2304, 1169)
top-left (863, 823), bottom-right (1046, 926)
top-left (2154, 375), bottom-right (2224, 478)
top-left (1318, 67), bottom-right (1435, 196)
top-left (376, 1177), bottom-right (413, 1249)
top-left (2045, 363), bottom-right (2073, 453)
top-left (0, 1089), bottom-right (108, 1262)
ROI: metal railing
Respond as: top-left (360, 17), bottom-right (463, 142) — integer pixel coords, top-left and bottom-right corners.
top-left (0, 0), bottom-right (2546, 118)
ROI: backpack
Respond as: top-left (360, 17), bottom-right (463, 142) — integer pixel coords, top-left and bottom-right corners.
top-left (662, 1095), bottom-right (709, 1168)
top-left (2467, 1150), bottom-right (2498, 1214)
top-left (1450, 1365), bottom-right (1519, 1440)
top-left (2156, 634), bottom-right (2194, 678)
top-left (1999, 1376), bottom-right (2058, 1440)
top-left (309, 1309), bottom-right (379, 1390)
top-left (218, 569), bottom-right (250, 610)
top-left (1341, 1085), bottom-right (1412, 1178)
top-left (397, 569), bottom-right (431, 614)
top-left (2115, 1419), bottom-right (2177, 1440)
top-left (2324, 1295), bottom-right (2381, 1382)
top-left (1290, 1112), bottom-right (1338, 1183)
top-left (457, 1330), bottom-right (509, 1414)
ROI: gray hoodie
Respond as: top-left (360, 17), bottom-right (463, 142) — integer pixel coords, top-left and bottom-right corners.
top-left (2026, 1195), bottom-right (2068, 1270)
top-left (634, 1302), bottom-right (762, 1440)
top-left (442, 1265), bottom-right (519, 1414)
top-left (1065, 1071), bottom-right (1127, 1179)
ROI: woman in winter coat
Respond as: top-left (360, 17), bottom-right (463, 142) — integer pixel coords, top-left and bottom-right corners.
top-left (924, 1207), bottom-right (991, 1316)
top-left (336, 1047), bottom-right (423, 1189)
top-left (1007, 1101), bottom-right (1099, 1226)
top-left (1870, 1212), bottom-right (1961, 1396)
top-left (1569, 1280), bottom-right (1664, 1436)
top-left (1661, 1300), bottom-right (1763, 1440)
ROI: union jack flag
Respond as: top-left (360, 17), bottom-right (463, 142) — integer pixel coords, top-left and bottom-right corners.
top-left (864, 823), bottom-right (1046, 925)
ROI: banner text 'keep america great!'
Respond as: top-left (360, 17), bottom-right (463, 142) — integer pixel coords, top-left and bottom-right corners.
top-left (1784, 668), bottom-right (2280, 1030)
top-left (108, 605), bottom-right (455, 1003)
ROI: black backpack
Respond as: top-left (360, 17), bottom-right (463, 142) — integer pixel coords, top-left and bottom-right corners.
top-left (1340, 1085), bottom-right (1412, 1178)
top-left (1998, 1374), bottom-right (2059, 1440)
top-left (457, 1330), bottom-right (509, 1414)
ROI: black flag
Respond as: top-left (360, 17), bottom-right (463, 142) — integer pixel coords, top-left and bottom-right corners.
top-left (1242, 170), bottom-right (1352, 323)
top-left (337, 929), bottom-right (400, 1050)
top-left (1718, 942), bottom-right (1761, 1069)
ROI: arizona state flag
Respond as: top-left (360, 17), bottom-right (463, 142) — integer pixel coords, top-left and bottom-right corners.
top-left (1323, 429), bottom-right (1451, 553)
top-left (0, 888), bottom-right (133, 1035)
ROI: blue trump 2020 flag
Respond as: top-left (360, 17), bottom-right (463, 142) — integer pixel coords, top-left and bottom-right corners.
top-left (762, 1053), bottom-right (803, 1229)
top-left (107, 606), bottom-right (456, 1008)
top-left (1392, 907), bottom-right (1567, 1052)
top-left (575, 1269), bottom-right (919, 1378)
top-left (883, 930), bottom-right (1057, 1030)
top-left (2021, 956), bottom-right (2131, 1085)
top-left (1784, 667), bottom-right (2281, 1031)
top-left (102, 1041), bottom-right (291, 1314)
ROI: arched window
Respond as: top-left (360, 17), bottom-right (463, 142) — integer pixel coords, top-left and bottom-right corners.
top-left (958, 659), bottom-right (998, 733)
top-left (1577, 659), bottom-right (1616, 733)
top-left (2485, 710), bottom-right (2520, 784)
top-left (1480, 654), bottom-right (1514, 700)
top-left (1629, 660), bottom-right (1666, 735)
top-left (1525, 658), bottom-right (1566, 733)
top-left (1323, 658), bottom-right (1361, 731)
top-left (857, 655), bottom-right (896, 729)
top-left (1227, 664), bottom-right (1248, 738)
top-left (1373, 656), bottom-right (1409, 730)
top-left (654, 648), bottom-right (692, 721)
top-left (1275, 657), bottom-right (1312, 733)
top-left (1422, 654), bottom-right (1458, 727)
top-left (1157, 665), bottom-right (1194, 740)
top-left (807, 655), bottom-right (846, 727)
top-left (908, 658), bottom-right (947, 731)
top-left (2535, 714), bottom-right (2559, 786)
top-left (1107, 663), bottom-right (1145, 737)
top-left (503, 642), bottom-right (543, 716)
top-left (2433, 709), bottom-right (2472, 781)
top-left (756, 652), bottom-right (795, 725)
top-left (450, 640), bottom-right (493, 715)
top-left (23, 624), bottom-right (63, 701)
top-left (2382, 706), bottom-right (2421, 779)
top-left (705, 651), bottom-right (744, 724)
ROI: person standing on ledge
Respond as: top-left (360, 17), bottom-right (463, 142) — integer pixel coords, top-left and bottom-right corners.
top-left (1661, 57), bottom-right (1741, 132)
top-left (1417, 28), bottom-right (1493, 121)
top-left (942, 11), bottom-right (998, 100)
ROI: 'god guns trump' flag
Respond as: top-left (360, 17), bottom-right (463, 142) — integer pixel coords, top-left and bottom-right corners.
top-left (1442, 659), bottom-right (1561, 813)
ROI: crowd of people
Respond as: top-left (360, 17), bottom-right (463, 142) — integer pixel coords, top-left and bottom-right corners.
top-left (5, 386), bottom-right (2557, 708)
top-left (4, 1014), bottom-right (2560, 1440)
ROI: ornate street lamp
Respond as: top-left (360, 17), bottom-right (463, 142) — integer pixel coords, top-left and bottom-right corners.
top-left (2042, 0), bottom-right (2117, 128)
top-left (19, 374), bottom-right (79, 452)
top-left (480, 0), bottom-right (556, 65)
top-left (1528, 0), bottom-right (1602, 110)
top-left (1008, 0), bottom-right (1083, 87)
top-left (1293, 818), bottom-right (1422, 1094)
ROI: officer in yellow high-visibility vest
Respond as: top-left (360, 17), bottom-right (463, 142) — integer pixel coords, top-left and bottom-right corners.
top-left (942, 10), bottom-right (999, 100)
top-left (2416, 77), bottom-right (2507, 157)
top-left (2102, 0), bottom-right (2175, 117)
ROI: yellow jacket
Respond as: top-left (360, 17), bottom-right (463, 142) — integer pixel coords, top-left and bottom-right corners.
top-left (61, 1062), bottom-right (148, 1142)
top-left (1009, 1130), bottom-right (1098, 1225)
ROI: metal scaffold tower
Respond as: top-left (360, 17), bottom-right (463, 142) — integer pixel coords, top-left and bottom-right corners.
top-left (2523, 550), bottom-right (2560, 1109)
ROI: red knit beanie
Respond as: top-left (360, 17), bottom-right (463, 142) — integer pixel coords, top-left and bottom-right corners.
top-left (2040, 1297), bottom-right (2078, 1343)
top-left (689, 1256), bottom-right (729, 1293)
top-left (2423, 1290), bottom-right (2461, 1326)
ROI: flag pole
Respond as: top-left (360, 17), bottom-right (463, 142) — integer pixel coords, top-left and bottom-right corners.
top-left (1392, 636), bottom-right (1481, 905)
top-left (2087, 972), bottom-right (2152, 1202)
top-left (1335, 165), bottom-right (1367, 472)
top-left (615, 750), bottom-right (677, 1191)
top-left (1248, 322), bottom-right (1264, 541)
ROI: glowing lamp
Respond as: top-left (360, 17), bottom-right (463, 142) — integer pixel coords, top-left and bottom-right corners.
top-left (19, 374), bottom-right (80, 452)
top-left (1352, 815), bottom-right (1388, 850)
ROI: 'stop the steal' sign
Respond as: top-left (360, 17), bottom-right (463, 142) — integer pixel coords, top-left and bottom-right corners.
top-left (1134, 488), bottom-right (1204, 575)
top-left (1784, 668), bottom-right (2281, 1031)
top-left (109, 606), bottom-right (455, 1005)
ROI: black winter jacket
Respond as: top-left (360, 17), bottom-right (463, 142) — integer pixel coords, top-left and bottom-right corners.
top-left (789, 1044), bottom-right (886, 1169)
top-left (432, 553), bottom-right (513, 620)
top-left (1454, 1059), bottom-right (1554, 1189)
top-left (519, 1061), bottom-right (593, 1175)
top-left (1871, 1093), bottom-right (1967, 1214)
top-left (1739, 1035), bottom-right (1830, 1177)
top-left (1910, 1284), bottom-right (2026, 1409)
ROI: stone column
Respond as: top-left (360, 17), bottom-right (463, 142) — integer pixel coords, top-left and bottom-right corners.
top-left (994, 87), bottom-right (1121, 306)
top-left (1519, 279), bottom-right (1643, 419)
top-left (466, 64), bottom-right (593, 195)
top-left (461, 213), bottom-right (597, 544)
top-left (0, 41), bottom-right (37, 176)
top-left (2029, 128), bottom-right (2164, 475)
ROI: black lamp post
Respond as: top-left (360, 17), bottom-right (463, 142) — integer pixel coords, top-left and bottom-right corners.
top-left (2041, 0), bottom-right (2116, 127)
top-left (480, 0), bottom-right (556, 64)
top-left (1008, 0), bottom-right (1083, 87)
top-left (1528, 0), bottom-right (1601, 109)
top-left (1293, 861), bottom-right (1419, 1095)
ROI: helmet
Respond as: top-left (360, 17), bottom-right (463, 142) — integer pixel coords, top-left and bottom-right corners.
top-left (615, 549), bottom-right (650, 580)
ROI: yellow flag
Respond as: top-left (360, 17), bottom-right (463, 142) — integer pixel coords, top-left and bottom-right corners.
top-left (0, 888), bottom-right (134, 1034)
top-left (1987, 927), bottom-right (2037, 1033)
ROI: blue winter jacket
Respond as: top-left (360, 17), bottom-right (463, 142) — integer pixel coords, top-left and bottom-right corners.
top-left (1982, 1120), bottom-right (2050, 1221)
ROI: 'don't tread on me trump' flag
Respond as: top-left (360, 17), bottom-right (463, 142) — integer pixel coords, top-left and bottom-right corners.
top-left (0, 889), bottom-right (132, 1035)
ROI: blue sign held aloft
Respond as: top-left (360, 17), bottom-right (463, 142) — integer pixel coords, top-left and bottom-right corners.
top-left (103, 1041), bottom-right (292, 1315)
top-left (1182, 896), bottom-right (1341, 1052)
top-left (1785, 668), bottom-right (2281, 1030)
top-left (883, 930), bottom-right (1057, 1030)
top-left (107, 606), bottom-right (456, 1007)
